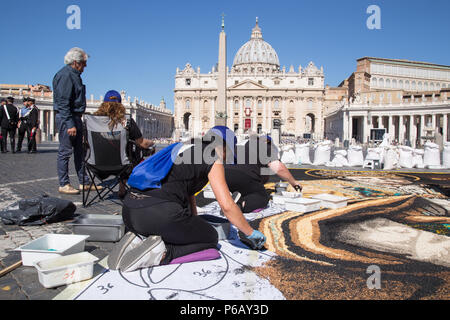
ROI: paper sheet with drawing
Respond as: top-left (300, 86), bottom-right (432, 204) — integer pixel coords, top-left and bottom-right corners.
top-left (71, 202), bottom-right (287, 300)
top-left (73, 240), bottom-right (284, 300)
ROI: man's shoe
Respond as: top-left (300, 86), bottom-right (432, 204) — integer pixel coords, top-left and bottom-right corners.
top-left (59, 184), bottom-right (80, 195)
top-left (79, 184), bottom-right (104, 191)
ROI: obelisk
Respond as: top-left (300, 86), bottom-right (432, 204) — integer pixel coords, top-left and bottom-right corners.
top-left (216, 14), bottom-right (227, 126)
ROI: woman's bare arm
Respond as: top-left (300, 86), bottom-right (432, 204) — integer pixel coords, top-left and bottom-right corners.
top-left (268, 160), bottom-right (300, 187)
top-left (208, 161), bottom-right (254, 236)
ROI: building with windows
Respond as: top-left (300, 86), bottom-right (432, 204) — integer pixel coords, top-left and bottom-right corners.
top-left (174, 19), bottom-right (330, 139)
top-left (0, 88), bottom-right (174, 142)
top-left (324, 57), bottom-right (450, 147)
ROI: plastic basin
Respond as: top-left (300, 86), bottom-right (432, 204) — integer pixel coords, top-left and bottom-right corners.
top-left (34, 252), bottom-right (99, 288)
top-left (15, 234), bottom-right (89, 266)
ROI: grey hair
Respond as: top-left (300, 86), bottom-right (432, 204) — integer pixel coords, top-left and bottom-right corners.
top-left (64, 47), bottom-right (89, 65)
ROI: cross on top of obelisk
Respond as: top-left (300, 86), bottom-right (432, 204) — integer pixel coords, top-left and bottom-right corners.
top-left (221, 13), bottom-right (225, 30)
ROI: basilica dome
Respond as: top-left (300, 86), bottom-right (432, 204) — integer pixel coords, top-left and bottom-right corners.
top-left (232, 18), bottom-right (280, 69)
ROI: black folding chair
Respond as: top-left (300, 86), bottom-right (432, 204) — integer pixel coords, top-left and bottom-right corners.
top-left (82, 114), bottom-right (138, 207)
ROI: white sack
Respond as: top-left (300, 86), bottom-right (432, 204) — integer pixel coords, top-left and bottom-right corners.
top-left (295, 143), bottom-right (311, 165)
top-left (313, 141), bottom-right (332, 166)
top-left (327, 150), bottom-right (349, 167)
top-left (423, 141), bottom-right (441, 167)
top-left (443, 142), bottom-right (450, 169)
top-left (383, 147), bottom-right (399, 170)
top-left (365, 148), bottom-right (383, 160)
top-left (281, 149), bottom-right (296, 164)
top-left (398, 146), bottom-right (414, 169)
top-left (347, 145), bottom-right (364, 166)
top-left (412, 149), bottom-right (425, 169)
top-left (281, 145), bottom-right (294, 152)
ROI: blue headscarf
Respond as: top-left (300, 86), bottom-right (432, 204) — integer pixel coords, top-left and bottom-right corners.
top-left (204, 126), bottom-right (237, 164)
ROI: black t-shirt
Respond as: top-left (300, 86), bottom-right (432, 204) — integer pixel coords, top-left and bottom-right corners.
top-left (225, 136), bottom-right (279, 185)
top-left (134, 140), bottom-right (216, 208)
top-left (128, 118), bottom-right (142, 141)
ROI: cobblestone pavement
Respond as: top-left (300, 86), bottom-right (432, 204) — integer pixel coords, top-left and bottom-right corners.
top-left (0, 143), bottom-right (125, 300)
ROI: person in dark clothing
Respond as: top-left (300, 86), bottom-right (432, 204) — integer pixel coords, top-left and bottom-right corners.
top-left (108, 126), bottom-right (267, 273)
top-left (16, 97), bottom-right (30, 152)
top-left (225, 135), bottom-right (303, 213)
top-left (17, 97), bottom-right (39, 153)
top-left (0, 97), bottom-right (19, 153)
top-left (53, 47), bottom-right (91, 194)
top-left (26, 98), bottom-right (39, 153)
top-left (93, 90), bottom-right (154, 198)
top-left (0, 99), bottom-right (6, 153)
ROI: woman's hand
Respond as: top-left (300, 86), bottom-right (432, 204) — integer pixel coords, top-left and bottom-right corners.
top-left (293, 183), bottom-right (302, 192)
top-left (245, 230), bottom-right (266, 249)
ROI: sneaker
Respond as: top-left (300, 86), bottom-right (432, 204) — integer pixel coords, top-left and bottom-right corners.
top-left (79, 184), bottom-right (104, 191)
top-left (119, 235), bottom-right (166, 272)
top-left (58, 184), bottom-right (80, 194)
top-left (107, 232), bottom-right (142, 270)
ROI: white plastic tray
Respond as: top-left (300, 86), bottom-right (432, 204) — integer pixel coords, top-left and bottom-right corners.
top-left (15, 234), bottom-right (90, 266)
top-left (34, 252), bottom-right (98, 288)
top-left (285, 198), bottom-right (321, 213)
top-left (311, 194), bottom-right (349, 209)
top-left (281, 191), bottom-right (302, 198)
top-left (272, 192), bottom-right (301, 205)
top-left (272, 194), bottom-right (286, 204)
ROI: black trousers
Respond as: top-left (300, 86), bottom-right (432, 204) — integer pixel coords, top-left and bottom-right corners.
top-left (225, 167), bottom-right (270, 213)
top-left (17, 124), bottom-right (37, 152)
top-left (122, 194), bottom-right (218, 264)
top-left (1, 127), bottom-right (16, 152)
top-left (16, 123), bottom-right (27, 150)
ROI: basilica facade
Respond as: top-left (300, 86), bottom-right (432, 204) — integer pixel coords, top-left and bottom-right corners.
top-left (173, 19), bottom-right (333, 140)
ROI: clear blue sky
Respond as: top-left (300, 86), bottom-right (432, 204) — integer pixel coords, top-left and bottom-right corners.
top-left (1, 0), bottom-right (449, 112)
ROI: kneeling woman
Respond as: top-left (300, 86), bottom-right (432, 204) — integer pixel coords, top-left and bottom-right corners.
top-left (108, 126), bottom-right (266, 272)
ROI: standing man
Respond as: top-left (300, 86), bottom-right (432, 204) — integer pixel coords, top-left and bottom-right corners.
top-left (16, 97), bottom-right (30, 152)
top-left (25, 98), bottom-right (39, 153)
top-left (0, 97), bottom-right (19, 153)
top-left (53, 47), bottom-right (91, 194)
top-left (0, 99), bottom-right (6, 153)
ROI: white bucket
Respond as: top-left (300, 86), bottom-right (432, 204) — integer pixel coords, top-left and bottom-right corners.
top-left (34, 252), bottom-right (98, 288)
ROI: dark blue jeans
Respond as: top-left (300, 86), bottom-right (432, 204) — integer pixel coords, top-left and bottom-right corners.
top-left (56, 114), bottom-right (88, 187)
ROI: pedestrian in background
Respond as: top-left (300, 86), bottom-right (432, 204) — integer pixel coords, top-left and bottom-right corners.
top-left (53, 47), bottom-right (92, 194)
top-left (25, 98), bottom-right (39, 153)
top-left (17, 97), bottom-right (30, 152)
top-left (0, 97), bottom-right (19, 153)
top-left (0, 99), bottom-right (6, 153)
